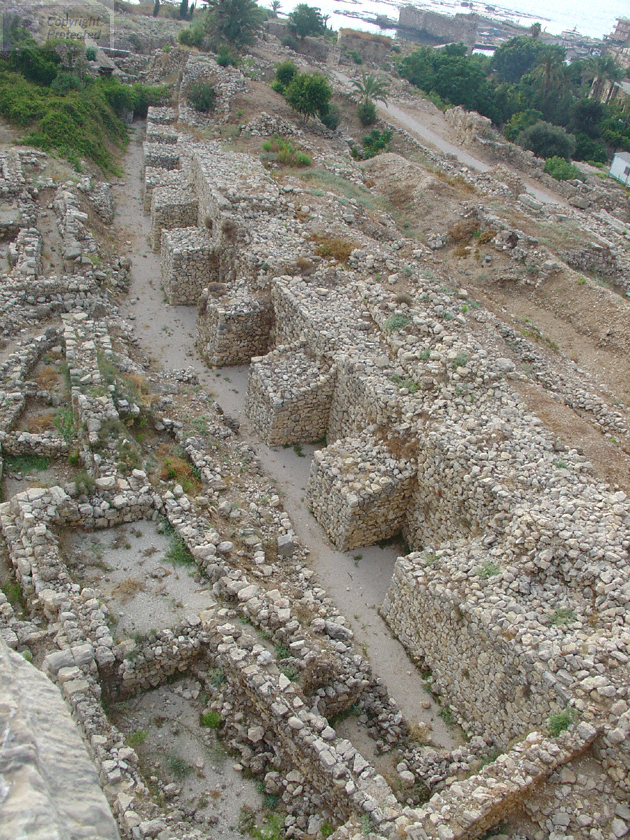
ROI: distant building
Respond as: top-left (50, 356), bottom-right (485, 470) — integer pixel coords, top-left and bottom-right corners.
top-left (609, 151), bottom-right (630, 186)
top-left (606, 17), bottom-right (630, 70)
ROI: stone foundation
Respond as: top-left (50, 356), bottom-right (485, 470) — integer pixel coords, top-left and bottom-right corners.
top-left (308, 436), bottom-right (417, 551)
top-left (143, 142), bottom-right (180, 172)
top-left (197, 290), bottom-right (273, 366)
top-left (150, 185), bottom-right (199, 252)
top-left (160, 227), bottom-right (217, 305)
top-left (245, 344), bottom-right (336, 446)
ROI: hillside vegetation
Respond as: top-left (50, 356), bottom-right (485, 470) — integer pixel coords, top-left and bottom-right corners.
top-left (0, 33), bottom-right (169, 172)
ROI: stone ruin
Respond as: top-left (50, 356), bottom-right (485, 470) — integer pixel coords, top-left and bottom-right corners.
top-left (136, 98), bottom-right (630, 840)
top-left (3, 47), bottom-right (630, 840)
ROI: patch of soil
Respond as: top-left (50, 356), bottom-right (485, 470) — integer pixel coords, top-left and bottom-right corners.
top-left (110, 678), bottom-right (263, 839)
top-left (61, 521), bottom-right (216, 639)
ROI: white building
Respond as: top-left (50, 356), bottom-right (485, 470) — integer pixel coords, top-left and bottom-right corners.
top-left (610, 151), bottom-right (630, 186)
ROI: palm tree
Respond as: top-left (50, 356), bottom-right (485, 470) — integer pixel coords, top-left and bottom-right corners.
top-left (351, 72), bottom-right (389, 106)
top-left (269, 0), bottom-right (281, 17)
top-left (532, 47), bottom-right (566, 94)
top-left (583, 54), bottom-right (622, 102)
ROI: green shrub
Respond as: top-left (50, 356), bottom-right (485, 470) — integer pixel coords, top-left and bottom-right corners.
top-left (217, 45), bottom-right (239, 66)
top-left (544, 156), bottom-right (585, 182)
top-left (518, 120), bottom-right (576, 160)
top-left (384, 313), bottom-right (411, 332)
top-left (201, 710), bottom-right (222, 728)
top-left (179, 24), bottom-right (205, 47)
top-left (0, 71), bottom-right (167, 172)
top-left (320, 103), bottom-right (340, 130)
top-left (187, 81), bottom-right (216, 112)
top-left (358, 100), bottom-right (376, 126)
top-left (360, 127), bottom-right (391, 159)
top-left (548, 707), bottom-right (573, 736)
top-left (50, 71), bottom-right (84, 94)
top-left (9, 40), bottom-right (61, 85)
top-left (273, 60), bottom-right (298, 93)
top-left (284, 72), bottom-right (332, 122)
top-left (261, 135), bottom-right (310, 167)
top-left (86, 46), bottom-right (97, 62)
top-left (348, 49), bottom-right (363, 64)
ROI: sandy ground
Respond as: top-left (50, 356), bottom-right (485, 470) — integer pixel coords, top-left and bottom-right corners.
top-left (111, 678), bottom-right (262, 838)
top-left (62, 521), bottom-right (216, 639)
top-left (111, 126), bottom-right (458, 750)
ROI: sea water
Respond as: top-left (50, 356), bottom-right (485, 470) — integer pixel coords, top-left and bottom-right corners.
top-left (277, 0), bottom-right (627, 42)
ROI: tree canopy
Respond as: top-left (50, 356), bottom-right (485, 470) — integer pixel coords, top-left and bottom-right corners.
top-left (287, 4), bottom-right (327, 40)
top-left (394, 35), bottom-right (630, 162)
top-left (284, 71), bottom-right (332, 121)
top-left (205, 0), bottom-right (266, 47)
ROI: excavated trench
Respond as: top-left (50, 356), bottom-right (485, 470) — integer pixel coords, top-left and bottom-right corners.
top-left (112, 125), bottom-right (458, 750)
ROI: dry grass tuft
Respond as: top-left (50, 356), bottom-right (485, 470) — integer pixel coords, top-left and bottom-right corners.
top-left (35, 366), bottom-right (60, 390)
top-left (449, 218), bottom-right (480, 243)
top-left (112, 577), bottom-right (145, 601)
top-left (26, 412), bottom-right (57, 433)
top-left (310, 234), bottom-right (356, 263)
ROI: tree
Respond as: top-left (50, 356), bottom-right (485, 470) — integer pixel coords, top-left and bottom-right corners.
top-left (530, 22), bottom-right (541, 39)
top-left (287, 4), bottom-right (326, 41)
top-left (352, 72), bottom-right (389, 106)
top-left (531, 46), bottom-right (567, 94)
top-left (569, 98), bottom-right (604, 138)
top-left (205, 0), bottom-right (265, 47)
top-left (583, 54), bottom-right (622, 102)
top-left (285, 72), bottom-right (332, 121)
top-left (153, 0), bottom-right (160, 16)
top-left (491, 36), bottom-right (545, 83)
top-left (518, 120), bottom-right (576, 159)
top-left (179, 0), bottom-right (189, 18)
top-left (269, 0), bottom-right (281, 16)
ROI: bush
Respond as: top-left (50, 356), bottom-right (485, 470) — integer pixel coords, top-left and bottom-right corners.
top-left (353, 127), bottom-right (391, 159)
top-left (544, 156), bottom-right (585, 182)
top-left (261, 135), bottom-right (310, 166)
top-left (282, 35), bottom-right (300, 52)
top-left (201, 710), bottom-right (222, 728)
top-left (348, 49), bottom-right (363, 64)
top-left (548, 707), bottom-right (573, 737)
top-left (518, 120), bottom-right (576, 160)
top-left (187, 81), bottom-right (216, 112)
top-left (358, 100), bottom-right (376, 126)
top-left (284, 72), bottom-right (332, 122)
top-left (179, 24), bottom-right (204, 47)
top-left (273, 60), bottom-right (298, 92)
top-left (50, 71), bottom-right (84, 93)
top-left (216, 45), bottom-right (238, 66)
top-left (9, 40), bottom-right (61, 86)
top-left (86, 46), bottom-right (97, 61)
top-left (320, 103), bottom-right (340, 130)
top-left (573, 132), bottom-right (607, 164)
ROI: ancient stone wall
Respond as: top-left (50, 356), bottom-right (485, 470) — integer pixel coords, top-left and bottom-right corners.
top-left (197, 289), bottom-right (273, 366)
top-left (149, 185), bottom-right (199, 252)
top-left (245, 344), bottom-right (336, 446)
top-left (308, 436), bottom-right (417, 551)
top-left (160, 227), bottom-right (217, 305)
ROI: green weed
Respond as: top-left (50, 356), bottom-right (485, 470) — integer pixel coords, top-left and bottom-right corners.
top-left (548, 707), bottom-right (573, 736)
top-left (201, 711), bottom-right (222, 728)
top-left (5, 453), bottom-right (49, 473)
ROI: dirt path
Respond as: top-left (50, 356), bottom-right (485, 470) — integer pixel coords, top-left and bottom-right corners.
top-left (111, 124), bottom-right (458, 750)
top-left (380, 101), bottom-right (563, 206)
